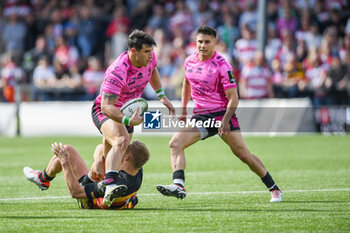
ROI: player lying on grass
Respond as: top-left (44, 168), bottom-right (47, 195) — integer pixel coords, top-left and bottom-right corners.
top-left (23, 140), bottom-right (149, 209)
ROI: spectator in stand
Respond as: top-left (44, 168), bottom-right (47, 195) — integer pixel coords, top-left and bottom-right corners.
top-left (295, 11), bottom-right (312, 42)
top-left (282, 53), bottom-right (307, 98)
top-left (313, 0), bottom-right (330, 33)
top-left (63, 20), bottom-right (78, 48)
top-left (50, 59), bottom-right (84, 101)
top-left (239, 50), bottom-right (273, 99)
top-left (1, 12), bottom-right (27, 54)
top-left (345, 52), bottom-right (350, 104)
top-left (339, 34), bottom-right (350, 62)
top-left (319, 35), bottom-right (334, 71)
top-left (76, 5), bottom-right (100, 58)
top-left (324, 8), bottom-right (347, 37)
top-left (265, 23), bottom-right (282, 66)
top-left (82, 56), bottom-right (104, 100)
top-left (129, 1), bottom-right (152, 30)
top-left (54, 35), bottom-right (79, 72)
top-left (271, 58), bottom-right (285, 98)
top-left (50, 9), bottom-right (64, 39)
top-left (276, 3), bottom-right (298, 37)
top-left (0, 53), bottom-right (26, 102)
top-left (238, 0), bottom-right (258, 31)
top-left (345, 17), bottom-right (350, 35)
top-left (275, 29), bottom-right (296, 67)
top-left (32, 56), bottom-right (56, 101)
top-left (22, 36), bottom-right (49, 80)
top-left (157, 53), bottom-right (176, 100)
top-left (67, 64), bottom-right (84, 100)
top-left (296, 39), bottom-right (308, 62)
top-left (169, 0), bottom-right (194, 39)
top-left (304, 51), bottom-right (329, 106)
top-left (191, 1), bottom-right (214, 28)
top-left (267, 0), bottom-right (279, 23)
top-left (304, 22), bottom-right (323, 49)
top-left (234, 24), bottom-right (258, 67)
top-left (106, 6), bottom-right (130, 60)
top-left (43, 23), bottom-right (56, 56)
top-left (325, 54), bottom-right (349, 105)
top-left (217, 14), bottom-right (240, 58)
top-left (146, 4), bottom-right (169, 34)
top-left (322, 26), bottom-right (340, 59)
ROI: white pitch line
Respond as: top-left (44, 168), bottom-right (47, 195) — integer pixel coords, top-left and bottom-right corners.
top-left (0, 188), bottom-right (349, 201)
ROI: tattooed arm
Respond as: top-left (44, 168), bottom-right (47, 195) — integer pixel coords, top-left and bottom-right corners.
top-left (100, 92), bottom-right (142, 126)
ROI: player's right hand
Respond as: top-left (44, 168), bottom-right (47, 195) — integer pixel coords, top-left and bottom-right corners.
top-left (179, 109), bottom-right (187, 122)
top-left (129, 107), bottom-right (143, 126)
top-left (90, 161), bottom-right (104, 182)
top-left (51, 142), bottom-right (69, 160)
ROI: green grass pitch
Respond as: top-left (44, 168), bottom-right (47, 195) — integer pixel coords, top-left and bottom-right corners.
top-left (0, 135), bottom-right (349, 232)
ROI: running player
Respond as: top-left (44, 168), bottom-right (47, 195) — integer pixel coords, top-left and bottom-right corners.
top-left (23, 140), bottom-right (150, 209)
top-left (91, 29), bottom-right (175, 206)
top-left (156, 26), bottom-right (283, 202)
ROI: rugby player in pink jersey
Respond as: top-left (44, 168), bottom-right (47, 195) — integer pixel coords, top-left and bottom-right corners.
top-left (156, 26), bottom-right (282, 203)
top-left (91, 29), bottom-right (175, 206)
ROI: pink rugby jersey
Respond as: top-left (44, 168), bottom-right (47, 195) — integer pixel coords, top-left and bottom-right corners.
top-left (94, 51), bottom-right (157, 108)
top-left (184, 51), bottom-right (237, 114)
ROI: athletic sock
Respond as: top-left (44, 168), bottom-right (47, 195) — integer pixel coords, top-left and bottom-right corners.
top-left (261, 171), bottom-right (279, 191)
top-left (173, 170), bottom-right (185, 188)
top-left (39, 168), bottom-right (55, 182)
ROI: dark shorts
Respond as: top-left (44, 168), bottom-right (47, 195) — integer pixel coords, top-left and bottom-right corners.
top-left (91, 102), bottom-right (134, 134)
top-left (191, 110), bottom-right (240, 140)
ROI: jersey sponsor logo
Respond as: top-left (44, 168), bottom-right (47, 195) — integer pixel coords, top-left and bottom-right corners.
top-left (195, 67), bottom-right (202, 74)
top-left (216, 55), bottom-right (225, 63)
top-left (106, 76), bottom-right (119, 85)
top-left (211, 61), bottom-right (217, 67)
top-left (227, 70), bottom-right (235, 84)
top-left (111, 71), bottom-right (123, 80)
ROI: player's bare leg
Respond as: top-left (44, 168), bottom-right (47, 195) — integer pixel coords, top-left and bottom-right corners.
top-left (23, 152), bottom-right (63, 190)
top-left (157, 128), bottom-right (201, 199)
top-left (51, 143), bottom-right (89, 199)
top-left (221, 131), bottom-right (282, 202)
top-left (100, 119), bottom-right (130, 206)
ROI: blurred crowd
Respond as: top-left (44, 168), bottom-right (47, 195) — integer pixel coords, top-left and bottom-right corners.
top-left (0, 0), bottom-right (350, 106)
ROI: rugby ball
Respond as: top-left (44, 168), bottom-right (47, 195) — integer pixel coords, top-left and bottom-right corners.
top-left (120, 98), bottom-right (148, 117)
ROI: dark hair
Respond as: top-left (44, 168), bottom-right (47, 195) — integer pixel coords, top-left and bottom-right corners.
top-left (126, 140), bottom-right (150, 169)
top-left (127, 29), bottom-right (157, 51)
top-left (196, 26), bottom-right (217, 38)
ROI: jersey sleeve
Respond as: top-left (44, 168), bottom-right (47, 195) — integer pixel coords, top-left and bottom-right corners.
top-left (101, 65), bottom-right (126, 96)
top-left (184, 56), bottom-right (190, 81)
top-left (220, 63), bottom-right (237, 90)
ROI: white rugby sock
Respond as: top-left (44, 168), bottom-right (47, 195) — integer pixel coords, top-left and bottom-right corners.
top-left (173, 179), bottom-right (184, 187)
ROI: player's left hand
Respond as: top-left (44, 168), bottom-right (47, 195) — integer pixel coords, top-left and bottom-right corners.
top-left (218, 121), bottom-right (230, 136)
top-left (160, 96), bottom-right (175, 115)
top-left (51, 142), bottom-right (69, 160)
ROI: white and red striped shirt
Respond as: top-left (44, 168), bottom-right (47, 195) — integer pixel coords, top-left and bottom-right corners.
top-left (240, 63), bottom-right (272, 99)
top-left (234, 38), bottom-right (258, 65)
